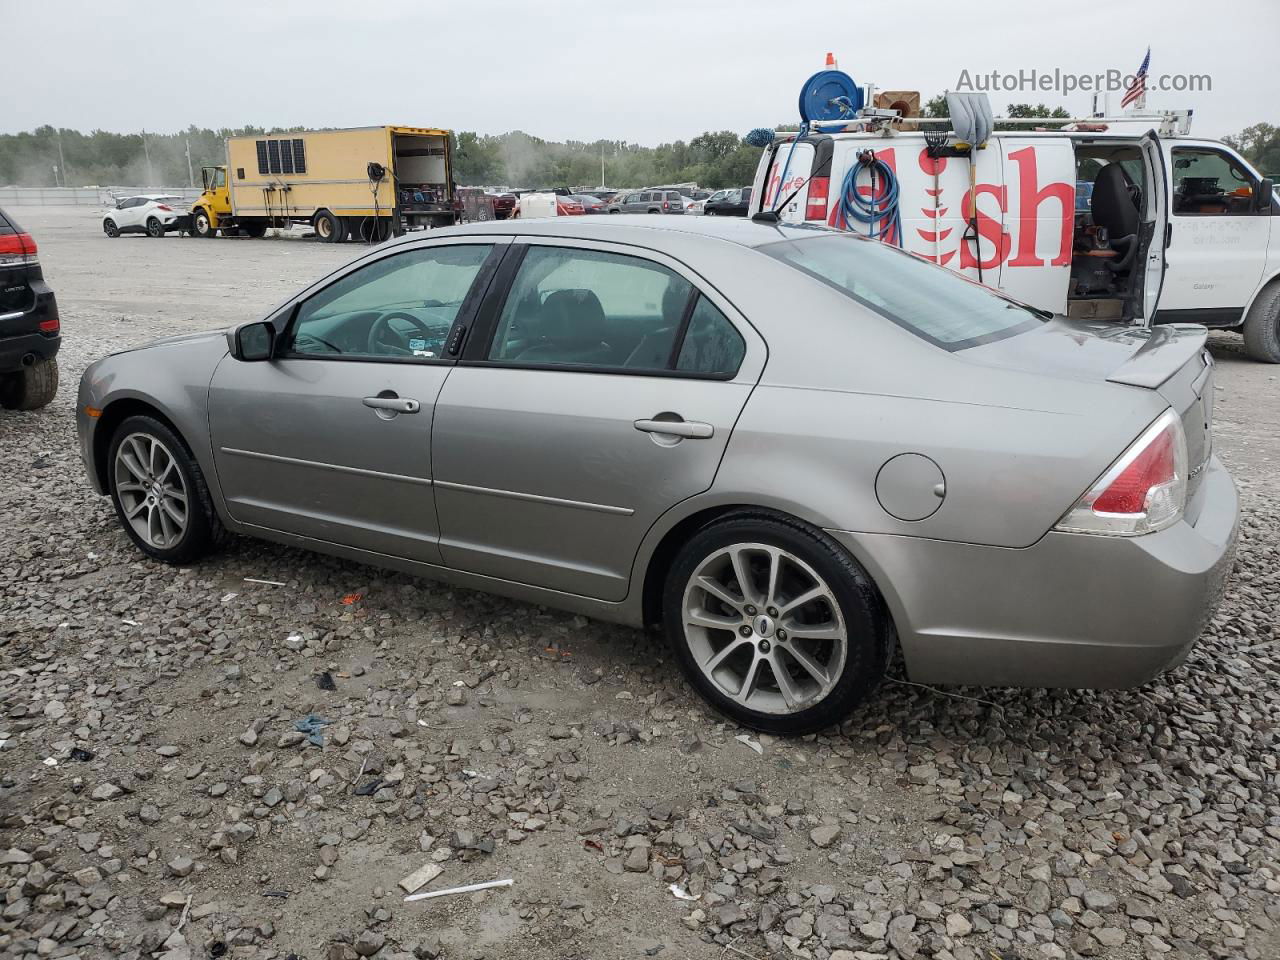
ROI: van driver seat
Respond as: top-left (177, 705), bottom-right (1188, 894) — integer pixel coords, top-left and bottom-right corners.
top-left (1090, 165), bottom-right (1140, 271)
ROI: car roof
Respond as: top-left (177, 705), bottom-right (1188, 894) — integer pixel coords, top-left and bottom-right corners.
top-left (387, 214), bottom-right (824, 250)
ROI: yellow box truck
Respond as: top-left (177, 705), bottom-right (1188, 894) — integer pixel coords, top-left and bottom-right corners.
top-left (189, 126), bottom-right (458, 243)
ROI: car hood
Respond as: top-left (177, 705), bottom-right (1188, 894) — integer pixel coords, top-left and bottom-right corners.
top-left (963, 318), bottom-right (1207, 389)
top-left (111, 329), bottom-right (228, 357)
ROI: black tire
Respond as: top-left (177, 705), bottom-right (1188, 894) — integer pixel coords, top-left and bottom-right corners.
top-left (192, 209), bottom-right (217, 238)
top-left (314, 210), bottom-right (344, 243)
top-left (662, 511), bottom-right (891, 735)
top-left (103, 219), bottom-right (120, 238)
top-left (706, 210), bottom-right (718, 216)
top-left (1242, 281), bottom-right (1280, 363)
top-left (145, 217), bottom-right (164, 238)
top-left (106, 415), bottom-right (224, 564)
top-left (0, 357), bottom-right (58, 411)
top-left (356, 217), bottom-right (391, 243)
top-left (242, 223), bottom-right (268, 238)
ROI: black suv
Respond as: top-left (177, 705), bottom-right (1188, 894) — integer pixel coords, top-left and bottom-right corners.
top-left (0, 206), bottom-right (59, 410)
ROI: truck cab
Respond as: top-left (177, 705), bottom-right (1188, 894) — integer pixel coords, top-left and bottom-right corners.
top-left (191, 166), bottom-right (232, 237)
top-left (751, 120), bottom-right (1280, 361)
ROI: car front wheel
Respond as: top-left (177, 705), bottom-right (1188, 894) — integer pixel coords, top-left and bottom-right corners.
top-left (663, 513), bottom-right (891, 734)
top-left (103, 219), bottom-right (120, 238)
top-left (107, 415), bottom-right (224, 564)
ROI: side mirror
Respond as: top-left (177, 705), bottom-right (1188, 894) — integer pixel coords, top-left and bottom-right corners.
top-left (229, 321), bottom-right (276, 361)
top-left (1254, 178), bottom-right (1275, 212)
top-left (115, 201), bottom-right (124, 209)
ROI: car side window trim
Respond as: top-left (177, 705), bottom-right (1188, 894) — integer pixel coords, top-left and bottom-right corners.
top-left (459, 239), bottom-right (743, 381)
top-left (274, 241), bottom-right (505, 365)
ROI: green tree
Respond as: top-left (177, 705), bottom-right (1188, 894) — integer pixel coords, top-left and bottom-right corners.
top-left (1224, 123), bottom-right (1280, 176)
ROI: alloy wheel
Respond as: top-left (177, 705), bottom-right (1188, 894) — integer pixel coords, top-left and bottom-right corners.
top-left (113, 433), bottom-right (189, 549)
top-left (681, 542), bottom-right (846, 715)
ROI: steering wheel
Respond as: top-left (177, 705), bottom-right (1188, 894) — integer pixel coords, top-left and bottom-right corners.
top-left (366, 311), bottom-right (435, 356)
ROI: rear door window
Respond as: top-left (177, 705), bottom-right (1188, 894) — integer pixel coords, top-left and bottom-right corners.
top-left (484, 245), bottom-right (746, 378)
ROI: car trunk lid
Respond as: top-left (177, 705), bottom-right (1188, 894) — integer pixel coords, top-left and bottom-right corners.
top-left (964, 318), bottom-right (1213, 501)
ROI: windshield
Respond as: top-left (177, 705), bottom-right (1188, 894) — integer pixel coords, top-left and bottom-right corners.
top-left (760, 233), bottom-right (1047, 350)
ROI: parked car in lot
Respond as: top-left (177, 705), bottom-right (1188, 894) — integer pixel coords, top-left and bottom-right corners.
top-left (570, 194), bottom-right (608, 214)
top-left (102, 195), bottom-right (188, 238)
top-left (76, 216), bottom-right (1236, 733)
top-left (609, 189), bottom-right (686, 214)
top-left (688, 189), bottom-right (729, 215)
top-left (704, 187), bottom-right (752, 217)
top-left (0, 206), bottom-right (59, 410)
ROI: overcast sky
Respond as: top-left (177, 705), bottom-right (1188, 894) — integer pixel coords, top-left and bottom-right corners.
top-left (6, 0), bottom-right (1277, 142)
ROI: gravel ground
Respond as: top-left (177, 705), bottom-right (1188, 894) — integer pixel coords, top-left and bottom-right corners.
top-left (1, 207), bottom-right (1277, 960)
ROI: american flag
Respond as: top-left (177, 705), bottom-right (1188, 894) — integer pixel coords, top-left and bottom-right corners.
top-left (1121, 48), bottom-right (1150, 109)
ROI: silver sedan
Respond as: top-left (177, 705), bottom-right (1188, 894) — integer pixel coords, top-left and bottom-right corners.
top-left (76, 216), bottom-right (1238, 734)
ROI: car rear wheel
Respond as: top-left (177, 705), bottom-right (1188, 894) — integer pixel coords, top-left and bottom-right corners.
top-left (0, 357), bottom-right (58, 411)
top-left (663, 512), bottom-right (891, 734)
top-left (146, 217), bottom-right (164, 238)
top-left (107, 415), bottom-right (224, 564)
top-left (103, 219), bottom-right (120, 238)
top-left (193, 209), bottom-right (217, 238)
top-left (1242, 281), bottom-right (1280, 363)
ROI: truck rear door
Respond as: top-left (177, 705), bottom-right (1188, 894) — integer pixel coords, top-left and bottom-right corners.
top-left (755, 137), bottom-right (817, 221)
top-left (996, 138), bottom-right (1075, 312)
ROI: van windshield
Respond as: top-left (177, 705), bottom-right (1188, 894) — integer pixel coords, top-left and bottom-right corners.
top-left (759, 233), bottom-right (1047, 350)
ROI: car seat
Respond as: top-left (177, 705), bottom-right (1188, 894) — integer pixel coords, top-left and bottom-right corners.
top-left (513, 289), bottom-right (613, 366)
top-left (1090, 164), bottom-right (1140, 272)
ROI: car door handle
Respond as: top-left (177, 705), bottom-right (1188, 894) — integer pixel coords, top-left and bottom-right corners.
top-left (363, 396), bottom-right (420, 414)
top-left (633, 418), bottom-right (713, 439)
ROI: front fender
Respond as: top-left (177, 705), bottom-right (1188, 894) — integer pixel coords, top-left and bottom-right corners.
top-left (77, 337), bottom-right (228, 506)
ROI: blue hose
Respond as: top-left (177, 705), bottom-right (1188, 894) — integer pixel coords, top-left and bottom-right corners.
top-left (770, 122), bottom-right (808, 212)
top-left (836, 153), bottom-right (901, 245)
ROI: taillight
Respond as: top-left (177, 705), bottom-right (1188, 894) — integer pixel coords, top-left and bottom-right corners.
top-left (805, 176), bottom-right (830, 221)
top-left (39, 316), bottom-right (59, 334)
top-left (1055, 409), bottom-right (1187, 536)
top-left (0, 233), bottom-right (38, 267)
top-left (156, 204), bottom-right (173, 212)
top-left (663, 201), bottom-right (669, 210)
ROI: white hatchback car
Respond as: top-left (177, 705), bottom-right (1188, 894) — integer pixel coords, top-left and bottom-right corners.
top-left (102, 195), bottom-right (187, 238)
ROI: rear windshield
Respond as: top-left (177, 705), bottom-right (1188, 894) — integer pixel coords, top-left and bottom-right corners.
top-left (0, 207), bottom-right (20, 234)
top-left (760, 233), bottom-right (1046, 350)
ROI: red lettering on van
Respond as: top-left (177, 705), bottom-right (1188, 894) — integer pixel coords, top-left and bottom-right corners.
top-left (1006, 146), bottom-right (1073, 267)
top-left (958, 184), bottom-right (1010, 271)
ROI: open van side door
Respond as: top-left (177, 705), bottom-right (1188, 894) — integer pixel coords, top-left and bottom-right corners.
top-left (1137, 131), bottom-right (1168, 326)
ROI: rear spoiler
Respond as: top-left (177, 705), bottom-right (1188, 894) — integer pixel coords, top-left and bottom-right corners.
top-left (1106, 324), bottom-right (1208, 389)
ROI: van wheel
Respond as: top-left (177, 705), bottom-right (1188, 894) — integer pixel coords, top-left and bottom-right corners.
top-left (146, 217), bottom-right (165, 238)
top-left (103, 219), bottom-right (120, 238)
top-left (1242, 282), bottom-right (1280, 363)
top-left (662, 512), bottom-right (891, 735)
top-left (314, 210), bottom-right (344, 243)
top-left (0, 357), bottom-right (59, 411)
top-left (193, 210), bottom-right (217, 238)
top-left (107, 415), bottom-right (225, 564)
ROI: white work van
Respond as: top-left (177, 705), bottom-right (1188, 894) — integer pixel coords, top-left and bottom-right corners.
top-left (749, 116), bottom-right (1280, 361)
